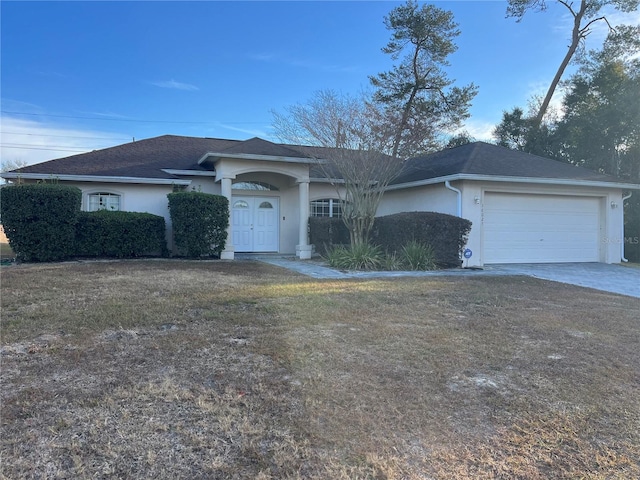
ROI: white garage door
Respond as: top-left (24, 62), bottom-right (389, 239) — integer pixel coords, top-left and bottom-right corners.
top-left (484, 193), bottom-right (601, 263)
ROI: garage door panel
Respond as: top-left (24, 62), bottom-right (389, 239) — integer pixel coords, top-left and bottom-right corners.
top-left (484, 193), bottom-right (600, 264)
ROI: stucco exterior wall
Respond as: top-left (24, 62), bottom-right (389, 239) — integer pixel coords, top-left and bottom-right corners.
top-left (187, 177), bottom-right (220, 195)
top-left (309, 183), bottom-right (344, 202)
top-left (77, 183), bottom-right (174, 217)
top-left (377, 183), bottom-right (458, 217)
top-left (377, 179), bottom-right (626, 267)
top-left (9, 172), bottom-right (627, 264)
top-left (67, 181), bottom-right (177, 249)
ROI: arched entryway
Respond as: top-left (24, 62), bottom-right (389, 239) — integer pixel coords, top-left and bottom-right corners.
top-left (213, 160), bottom-right (312, 260)
top-left (231, 196), bottom-right (279, 252)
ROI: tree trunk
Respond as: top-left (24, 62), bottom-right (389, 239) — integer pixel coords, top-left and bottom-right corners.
top-left (534, 0), bottom-right (587, 128)
top-left (391, 43), bottom-right (422, 160)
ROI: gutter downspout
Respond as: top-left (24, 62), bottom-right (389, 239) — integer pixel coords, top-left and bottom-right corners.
top-left (621, 192), bottom-right (632, 263)
top-left (445, 180), bottom-right (462, 217)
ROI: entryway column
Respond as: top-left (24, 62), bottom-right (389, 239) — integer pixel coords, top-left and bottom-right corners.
top-left (220, 176), bottom-right (235, 260)
top-left (296, 179), bottom-right (312, 259)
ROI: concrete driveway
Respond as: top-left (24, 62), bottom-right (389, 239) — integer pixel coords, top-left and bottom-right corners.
top-left (486, 263), bottom-right (640, 299)
top-left (243, 255), bottom-right (640, 298)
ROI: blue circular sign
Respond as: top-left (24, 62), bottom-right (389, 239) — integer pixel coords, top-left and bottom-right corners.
top-left (463, 248), bottom-right (472, 259)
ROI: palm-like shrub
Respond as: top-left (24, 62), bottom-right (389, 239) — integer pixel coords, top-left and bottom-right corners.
top-left (325, 243), bottom-right (383, 270)
top-left (401, 241), bottom-right (435, 270)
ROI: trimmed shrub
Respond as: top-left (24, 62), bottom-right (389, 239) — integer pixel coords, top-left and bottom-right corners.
top-left (371, 212), bottom-right (472, 268)
top-left (624, 196), bottom-right (640, 263)
top-left (76, 210), bottom-right (167, 258)
top-left (167, 192), bottom-right (229, 257)
top-left (0, 184), bottom-right (81, 262)
top-left (309, 217), bottom-right (350, 255)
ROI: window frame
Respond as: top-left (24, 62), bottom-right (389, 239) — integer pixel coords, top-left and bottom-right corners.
top-left (232, 181), bottom-right (279, 191)
top-left (310, 198), bottom-right (344, 218)
top-left (86, 191), bottom-right (123, 212)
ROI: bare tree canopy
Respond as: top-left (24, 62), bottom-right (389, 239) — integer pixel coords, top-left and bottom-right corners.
top-left (0, 158), bottom-right (29, 173)
top-left (272, 90), bottom-right (402, 246)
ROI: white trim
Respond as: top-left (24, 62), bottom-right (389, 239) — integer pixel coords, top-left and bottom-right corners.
top-left (5, 170), bottom-right (637, 192)
top-left (86, 191), bottom-right (123, 212)
top-left (444, 180), bottom-right (462, 217)
top-left (309, 177), bottom-right (345, 184)
top-left (309, 198), bottom-right (344, 218)
top-left (198, 152), bottom-right (319, 165)
top-left (385, 173), bottom-right (640, 192)
top-left (621, 191), bottom-right (633, 263)
top-left (0, 172), bottom-right (191, 185)
top-left (161, 169), bottom-right (216, 177)
top-left (216, 165), bottom-right (308, 183)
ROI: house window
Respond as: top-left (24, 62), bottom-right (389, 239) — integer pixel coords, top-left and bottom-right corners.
top-left (232, 181), bottom-right (279, 191)
top-left (88, 193), bottom-right (121, 211)
top-left (259, 201), bottom-right (274, 209)
top-left (310, 198), bottom-right (343, 218)
top-left (233, 200), bottom-right (249, 208)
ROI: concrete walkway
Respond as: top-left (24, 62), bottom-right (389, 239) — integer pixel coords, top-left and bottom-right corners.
top-left (239, 255), bottom-right (640, 299)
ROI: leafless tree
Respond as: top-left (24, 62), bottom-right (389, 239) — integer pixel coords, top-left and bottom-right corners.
top-left (273, 90), bottom-right (402, 246)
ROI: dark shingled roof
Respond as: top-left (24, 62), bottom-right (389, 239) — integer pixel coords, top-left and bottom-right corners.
top-left (5, 136), bottom-right (635, 188)
top-left (11, 135), bottom-right (240, 179)
top-left (213, 137), bottom-right (313, 159)
top-left (7, 135), bottom-right (315, 181)
top-left (392, 141), bottom-right (626, 185)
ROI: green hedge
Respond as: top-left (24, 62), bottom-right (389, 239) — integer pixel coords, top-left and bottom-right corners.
top-left (371, 212), bottom-right (472, 268)
top-left (309, 217), bottom-right (350, 255)
top-left (167, 192), bottom-right (229, 257)
top-left (624, 195), bottom-right (640, 263)
top-left (76, 210), bottom-right (167, 258)
top-left (0, 184), bottom-right (82, 262)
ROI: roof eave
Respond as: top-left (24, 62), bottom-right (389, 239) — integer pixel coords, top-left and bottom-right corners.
top-left (198, 152), bottom-right (319, 165)
top-left (0, 172), bottom-right (191, 186)
top-left (386, 173), bottom-right (640, 191)
top-left (309, 177), bottom-right (345, 184)
top-left (161, 169), bottom-right (216, 177)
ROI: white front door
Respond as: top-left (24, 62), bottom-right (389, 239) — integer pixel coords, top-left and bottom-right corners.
top-left (232, 196), bottom-right (279, 252)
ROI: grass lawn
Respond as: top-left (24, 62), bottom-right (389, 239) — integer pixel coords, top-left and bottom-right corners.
top-left (1, 260), bottom-right (639, 479)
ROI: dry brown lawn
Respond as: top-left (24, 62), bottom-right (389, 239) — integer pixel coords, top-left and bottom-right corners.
top-left (1, 259), bottom-right (639, 479)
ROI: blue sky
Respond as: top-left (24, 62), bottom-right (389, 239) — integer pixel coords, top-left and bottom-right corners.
top-left (1, 1), bottom-right (637, 167)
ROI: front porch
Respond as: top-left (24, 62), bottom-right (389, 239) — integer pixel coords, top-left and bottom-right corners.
top-left (212, 164), bottom-right (313, 260)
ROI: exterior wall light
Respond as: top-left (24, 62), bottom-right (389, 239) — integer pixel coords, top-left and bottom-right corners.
top-left (610, 201), bottom-right (618, 209)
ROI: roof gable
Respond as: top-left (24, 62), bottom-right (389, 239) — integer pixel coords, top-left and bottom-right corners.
top-left (216, 137), bottom-right (312, 159)
top-left (393, 142), bottom-right (627, 185)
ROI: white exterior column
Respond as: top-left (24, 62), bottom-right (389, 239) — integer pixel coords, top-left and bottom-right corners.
top-left (220, 177), bottom-right (235, 260)
top-left (296, 179), bottom-right (312, 259)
